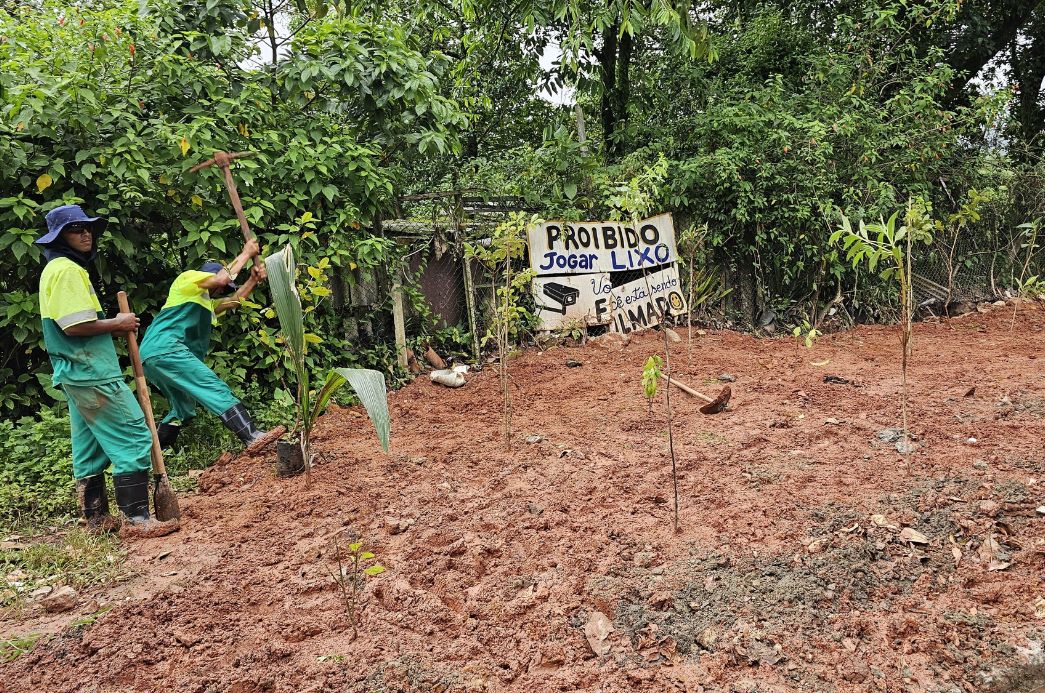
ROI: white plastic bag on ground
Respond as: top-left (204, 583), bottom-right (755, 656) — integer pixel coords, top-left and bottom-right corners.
top-left (430, 369), bottom-right (466, 388)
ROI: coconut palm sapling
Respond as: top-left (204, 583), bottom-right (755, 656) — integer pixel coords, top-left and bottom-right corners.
top-left (264, 244), bottom-right (391, 481)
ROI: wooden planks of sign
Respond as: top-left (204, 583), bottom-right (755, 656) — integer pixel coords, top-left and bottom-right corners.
top-left (527, 213), bottom-right (678, 276)
top-left (529, 213), bottom-right (685, 332)
top-left (533, 266), bottom-right (688, 333)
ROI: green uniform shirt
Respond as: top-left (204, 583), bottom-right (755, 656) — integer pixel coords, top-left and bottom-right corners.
top-left (38, 257), bottom-right (122, 387)
top-left (139, 270), bottom-right (221, 362)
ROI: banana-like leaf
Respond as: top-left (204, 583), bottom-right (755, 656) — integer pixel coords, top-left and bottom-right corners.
top-left (310, 367), bottom-right (391, 452)
top-left (264, 244), bottom-right (305, 365)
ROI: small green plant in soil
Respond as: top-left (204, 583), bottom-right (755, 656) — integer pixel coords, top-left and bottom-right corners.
top-left (676, 223), bottom-right (731, 365)
top-left (71, 604), bottom-right (115, 628)
top-left (1011, 217), bottom-right (1043, 330)
top-left (1, 633), bottom-right (42, 663)
top-left (466, 212), bottom-right (541, 448)
top-left (833, 198), bottom-right (934, 454)
top-left (792, 320), bottom-right (821, 348)
top-left (265, 244), bottom-right (391, 480)
top-left (329, 534), bottom-right (386, 640)
top-left (641, 355), bottom-right (664, 418)
top-left (554, 317), bottom-right (586, 344)
top-left (608, 155), bottom-right (683, 532)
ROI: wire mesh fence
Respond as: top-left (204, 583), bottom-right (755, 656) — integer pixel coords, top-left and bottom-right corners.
top-left (913, 222), bottom-right (1043, 312)
top-left (388, 193), bottom-right (539, 362)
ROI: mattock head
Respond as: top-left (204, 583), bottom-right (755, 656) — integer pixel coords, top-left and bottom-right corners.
top-left (188, 150), bottom-right (253, 174)
top-left (699, 385), bottom-right (732, 415)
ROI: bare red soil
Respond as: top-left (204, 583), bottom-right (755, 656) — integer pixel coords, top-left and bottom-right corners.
top-left (2, 302), bottom-right (1043, 693)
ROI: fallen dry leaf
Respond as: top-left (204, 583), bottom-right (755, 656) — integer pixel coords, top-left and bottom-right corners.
top-left (951, 546), bottom-right (962, 566)
top-left (1035, 598), bottom-right (1045, 619)
top-left (871, 514), bottom-right (898, 530)
top-left (899, 527), bottom-right (929, 545)
top-left (988, 560), bottom-right (1011, 572)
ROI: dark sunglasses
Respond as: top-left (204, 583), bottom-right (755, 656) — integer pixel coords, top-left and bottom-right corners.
top-left (63, 225), bottom-right (94, 237)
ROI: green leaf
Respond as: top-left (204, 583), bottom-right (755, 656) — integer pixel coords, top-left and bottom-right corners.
top-left (363, 565), bottom-right (386, 576)
top-left (331, 367), bottom-right (392, 452)
top-left (264, 245), bottom-right (304, 362)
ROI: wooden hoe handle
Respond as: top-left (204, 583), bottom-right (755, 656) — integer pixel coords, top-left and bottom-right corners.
top-left (658, 373), bottom-right (714, 404)
top-left (117, 291), bottom-right (168, 477)
top-left (191, 150), bottom-right (262, 270)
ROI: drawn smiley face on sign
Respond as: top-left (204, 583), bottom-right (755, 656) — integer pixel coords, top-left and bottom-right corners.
top-left (668, 291), bottom-right (685, 312)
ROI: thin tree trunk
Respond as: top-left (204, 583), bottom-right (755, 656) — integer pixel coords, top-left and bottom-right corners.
top-left (599, 25), bottom-right (619, 160)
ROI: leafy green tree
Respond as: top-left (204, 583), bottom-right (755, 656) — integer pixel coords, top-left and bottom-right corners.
top-left (0, 0), bottom-right (466, 415)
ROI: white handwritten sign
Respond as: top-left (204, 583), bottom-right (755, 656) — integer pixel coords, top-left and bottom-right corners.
top-left (527, 213), bottom-right (678, 276)
top-left (534, 266), bottom-right (688, 333)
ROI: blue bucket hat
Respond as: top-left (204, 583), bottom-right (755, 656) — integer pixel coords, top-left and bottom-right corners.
top-left (35, 205), bottom-right (108, 245)
top-left (201, 261), bottom-right (237, 291)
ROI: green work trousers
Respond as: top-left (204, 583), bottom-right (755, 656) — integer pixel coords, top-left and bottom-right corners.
top-left (64, 382), bottom-right (153, 479)
top-left (142, 349), bottom-right (239, 425)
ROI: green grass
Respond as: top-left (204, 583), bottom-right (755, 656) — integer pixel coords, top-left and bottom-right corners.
top-left (1, 526), bottom-right (130, 610)
top-left (0, 633), bottom-right (43, 663)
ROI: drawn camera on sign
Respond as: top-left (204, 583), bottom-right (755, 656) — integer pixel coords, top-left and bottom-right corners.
top-left (540, 282), bottom-right (580, 315)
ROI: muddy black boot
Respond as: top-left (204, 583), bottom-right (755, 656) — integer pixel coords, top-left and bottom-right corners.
top-left (76, 474), bottom-right (116, 532)
top-left (157, 422), bottom-right (181, 450)
top-left (219, 404), bottom-right (285, 455)
top-left (112, 471), bottom-right (151, 523)
top-left (113, 471), bottom-right (178, 538)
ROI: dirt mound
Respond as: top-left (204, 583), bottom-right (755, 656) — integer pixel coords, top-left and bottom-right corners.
top-left (2, 303), bottom-right (1043, 692)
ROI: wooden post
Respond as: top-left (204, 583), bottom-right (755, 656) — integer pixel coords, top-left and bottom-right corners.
top-left (392, 267), bottom-right (408, 370)
top-left (456, 190), bottom-right (481, 361)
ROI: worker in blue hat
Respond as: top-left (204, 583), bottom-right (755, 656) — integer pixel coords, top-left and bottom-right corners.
top-left (139, 238), bottom-right (283, 454)
top-left (36, 204), bottom-right (176, 535)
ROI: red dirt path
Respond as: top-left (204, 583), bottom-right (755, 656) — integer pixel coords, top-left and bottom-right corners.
top-left (2, 302), bottom-right (1043, 693)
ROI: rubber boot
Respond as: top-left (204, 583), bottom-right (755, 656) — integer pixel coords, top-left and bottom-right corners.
top-left (113, 471), bottom-right (178, 538)
top-left (219, 404), bottom-right (284, 455)
top-left (76, 474), bottom-right (117, 533)
top-left (157, 422), bottom-right (181, 450)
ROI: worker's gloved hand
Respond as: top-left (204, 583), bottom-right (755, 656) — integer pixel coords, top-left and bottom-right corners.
top-left (242, 237), bottom-right (260, 258)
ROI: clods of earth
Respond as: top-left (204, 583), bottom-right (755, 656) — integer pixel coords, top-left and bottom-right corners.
top-left (2, 302), bottom-right (1043, 692)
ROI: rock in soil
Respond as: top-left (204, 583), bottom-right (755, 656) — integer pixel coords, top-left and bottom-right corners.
top-left (876, 428), bottom-right (901, 443)
top-left (594, 332), bottom-right (630, 350)
top-left (119, 519), bottom-right (180, 539)
top-left (40, 586), bottom-right (77, 613)
top-left (583, 611), bottom-right (614, 656)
